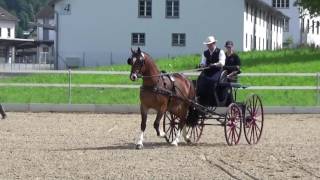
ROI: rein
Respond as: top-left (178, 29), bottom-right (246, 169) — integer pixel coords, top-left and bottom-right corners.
top-left (137, 67), bottom-right (209, 79)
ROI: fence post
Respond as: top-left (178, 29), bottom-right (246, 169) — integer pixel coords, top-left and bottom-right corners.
top-left (110, 52), bottom-right (113, 65)
top-left (317, 72), bottom-right (320, 106)
top-left (68, 68), bottom-right (72, 104)
top-left (82, 52), bottom-right (86, 67)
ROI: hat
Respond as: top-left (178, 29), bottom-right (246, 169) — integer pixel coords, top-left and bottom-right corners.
top-left (203, 36), bottom-right (217, 45)
top-left (225, 41), bottom-right (234, 47)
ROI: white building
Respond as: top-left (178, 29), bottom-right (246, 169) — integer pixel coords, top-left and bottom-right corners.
top-left (262, 0), bottom-right (320, 47)
top-left (0, 6), bottom-right (18, 63)
top-left (48, 0), bottom-right (287, 69)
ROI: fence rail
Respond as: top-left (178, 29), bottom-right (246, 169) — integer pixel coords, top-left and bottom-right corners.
top-left (0, 70), bottom-right (319, 77)
top-left (0, 70), bottom-right (319, 106)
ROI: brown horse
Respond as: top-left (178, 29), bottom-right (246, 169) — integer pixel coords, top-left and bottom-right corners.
top-left (127, 48), bottom-right (195, 149)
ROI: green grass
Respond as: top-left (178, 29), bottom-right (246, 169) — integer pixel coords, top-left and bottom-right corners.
top-left (0, 87), bottom-right (317, 106)
top-left (0, 48), bottom-right (320, 105)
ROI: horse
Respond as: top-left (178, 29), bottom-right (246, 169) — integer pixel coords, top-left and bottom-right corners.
top-left (127, 47), bottom-right (195, 149)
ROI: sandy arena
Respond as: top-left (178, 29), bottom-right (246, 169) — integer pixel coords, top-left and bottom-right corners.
top-left (0, 113), bottom-right (319, 179)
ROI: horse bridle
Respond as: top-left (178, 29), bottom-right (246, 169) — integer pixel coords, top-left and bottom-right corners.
top-left (128, 53), bottom-right (145, 79)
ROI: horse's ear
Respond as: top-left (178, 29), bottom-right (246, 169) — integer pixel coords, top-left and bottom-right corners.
top-left (131, 48), bottom-right (134, 54)
top-left (137, 47), bottom-right (141, 54)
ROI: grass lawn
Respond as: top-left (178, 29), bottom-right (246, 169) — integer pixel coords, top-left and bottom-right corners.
top-left (0, 48), bottom-right (319, 106)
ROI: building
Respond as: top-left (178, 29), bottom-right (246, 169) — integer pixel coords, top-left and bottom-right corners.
top-left (0, 6), bottom-right (54, 70)
top-left (48, 0), bottom-right (287, 69)
top-left (262, 0), bottom-right (320, 47)
top-left (0, 6), bottom-right (18, 63)
top-left (36, 6), bottom-right (56, 65)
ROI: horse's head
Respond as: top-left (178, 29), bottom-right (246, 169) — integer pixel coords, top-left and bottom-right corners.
top-left (127, 47), bottom-right (146, 81)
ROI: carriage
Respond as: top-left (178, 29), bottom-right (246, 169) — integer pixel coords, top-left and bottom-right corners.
top-left (128, 48), bottom-right (264, 149)
top-left (162, 68), bottom-right (264, 146)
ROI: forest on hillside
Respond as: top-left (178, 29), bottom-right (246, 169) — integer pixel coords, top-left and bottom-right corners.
top-left (0, 0), bottom-right (49, 37)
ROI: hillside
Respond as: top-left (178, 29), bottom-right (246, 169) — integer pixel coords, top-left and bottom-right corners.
top-left (0, 0), bottom-right (49, 37)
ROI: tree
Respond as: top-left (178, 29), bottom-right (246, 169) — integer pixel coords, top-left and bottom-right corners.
top-left (295, 0), bottom-right (320, 17)
top-left (0, 0), bottom-right (49, 37)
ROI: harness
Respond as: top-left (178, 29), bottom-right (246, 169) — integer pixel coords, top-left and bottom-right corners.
top-left (140, 73), bottom-right (177, 104)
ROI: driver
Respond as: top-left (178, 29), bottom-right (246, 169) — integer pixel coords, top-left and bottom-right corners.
top-left (197, 35), bottom-right (225, 106)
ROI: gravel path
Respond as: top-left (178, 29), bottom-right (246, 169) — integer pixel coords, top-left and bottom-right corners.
top-left (0, 113), bottom-right (319, 179)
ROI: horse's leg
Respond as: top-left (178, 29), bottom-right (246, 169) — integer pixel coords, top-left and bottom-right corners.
top-left (171, 109), bottom-right (188, 146)
top-left (136, 105), bottom-right (148, 149)
top-left (0, 104), bottom-right (6, 119)
top-left (182, 124), bottom-right (191, 143)
top-left (154, 111), bottom-right (165, 137)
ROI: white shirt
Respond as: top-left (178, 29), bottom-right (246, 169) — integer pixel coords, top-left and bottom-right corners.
top-left (200, 47), bottom-right (226, 66)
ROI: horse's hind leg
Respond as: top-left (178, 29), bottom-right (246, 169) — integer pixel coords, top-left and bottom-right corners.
top-left (154, 111), bottom-right (165, 137)
top-left (136, 105), bottom-right (148, 149)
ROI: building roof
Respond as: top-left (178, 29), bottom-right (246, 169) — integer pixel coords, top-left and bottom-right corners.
top-left (0, 6), bottom-right (18, 22)
top-left (0, 38), bottom-right (54, 49)
top-left (246, 0), bottom-right (289, 19)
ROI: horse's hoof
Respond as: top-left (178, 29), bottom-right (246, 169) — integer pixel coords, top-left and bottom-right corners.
top-left (185, 138), bottom-right (191, 144)
top-left (158, 132), bottom-right (166, 138)
top-left (136, 144), bottom-right (143, 149)
top-left (171, 141), bottom-right (178, 147)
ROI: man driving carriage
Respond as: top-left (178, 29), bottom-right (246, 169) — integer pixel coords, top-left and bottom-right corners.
top-left (196, 36), bottom-right (241, 107)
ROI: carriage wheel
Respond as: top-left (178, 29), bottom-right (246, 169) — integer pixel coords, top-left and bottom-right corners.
top-left (244, 94), bottom-right (264, 145)
top-left (224, 103), bottom-right (242, 146)
top-left (184, 115), bottom-right (205, 144)
top-left (163, 112), bottom-right (180, 144)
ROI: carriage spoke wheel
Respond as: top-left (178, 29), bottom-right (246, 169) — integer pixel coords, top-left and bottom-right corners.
top-left (184, 116), bottom-right (205, 144)
top-left (163, 112), bottom-right (180, 144)
top-left (244, 94), bottom-right (264, 145)
top-left (224, 103), bottom-right (242, 146)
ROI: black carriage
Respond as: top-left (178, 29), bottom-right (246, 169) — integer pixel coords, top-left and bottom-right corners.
top-left (163, 68), bottom-right (264, 146)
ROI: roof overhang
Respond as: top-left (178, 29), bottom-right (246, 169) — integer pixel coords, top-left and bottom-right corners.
top-left (0, 38), bottom-right (54, 49)
top-left (246, 0), bottom-right (289, 19)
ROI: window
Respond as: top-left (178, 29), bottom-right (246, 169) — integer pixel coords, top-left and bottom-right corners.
top-left (285, 0), bottom-right (289, 8)
top-left (272, 0), bottom-right (276, 7)
top-left (246, 33), bottom-right (248, 48)
top-left (132, 33), bottom-right (145, 46)
top-left (246, 3), bottom-right (248, 20)
top-left (251, 6), bottom-right (254, 22)
top-left (0, 28), bottom-right (1, 37)
top-left (172, 33), bottom-right (185, 46)
top-left (7, 28), bottom-right (11, 37)
top-left (251, 35), bottom-right (253, 49)
top-left (139, 0), bottom-right (152, 17)
top-left (166, 0), bottom-right (179, 18)
top-left (312, 20), bottom-right (315, 34)
top-left (259, 9), bottom-right (261, 25)
top-left (284, 18), bottom-right (289, 32)
top-left (272, 0), bottom-right (289, 8)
